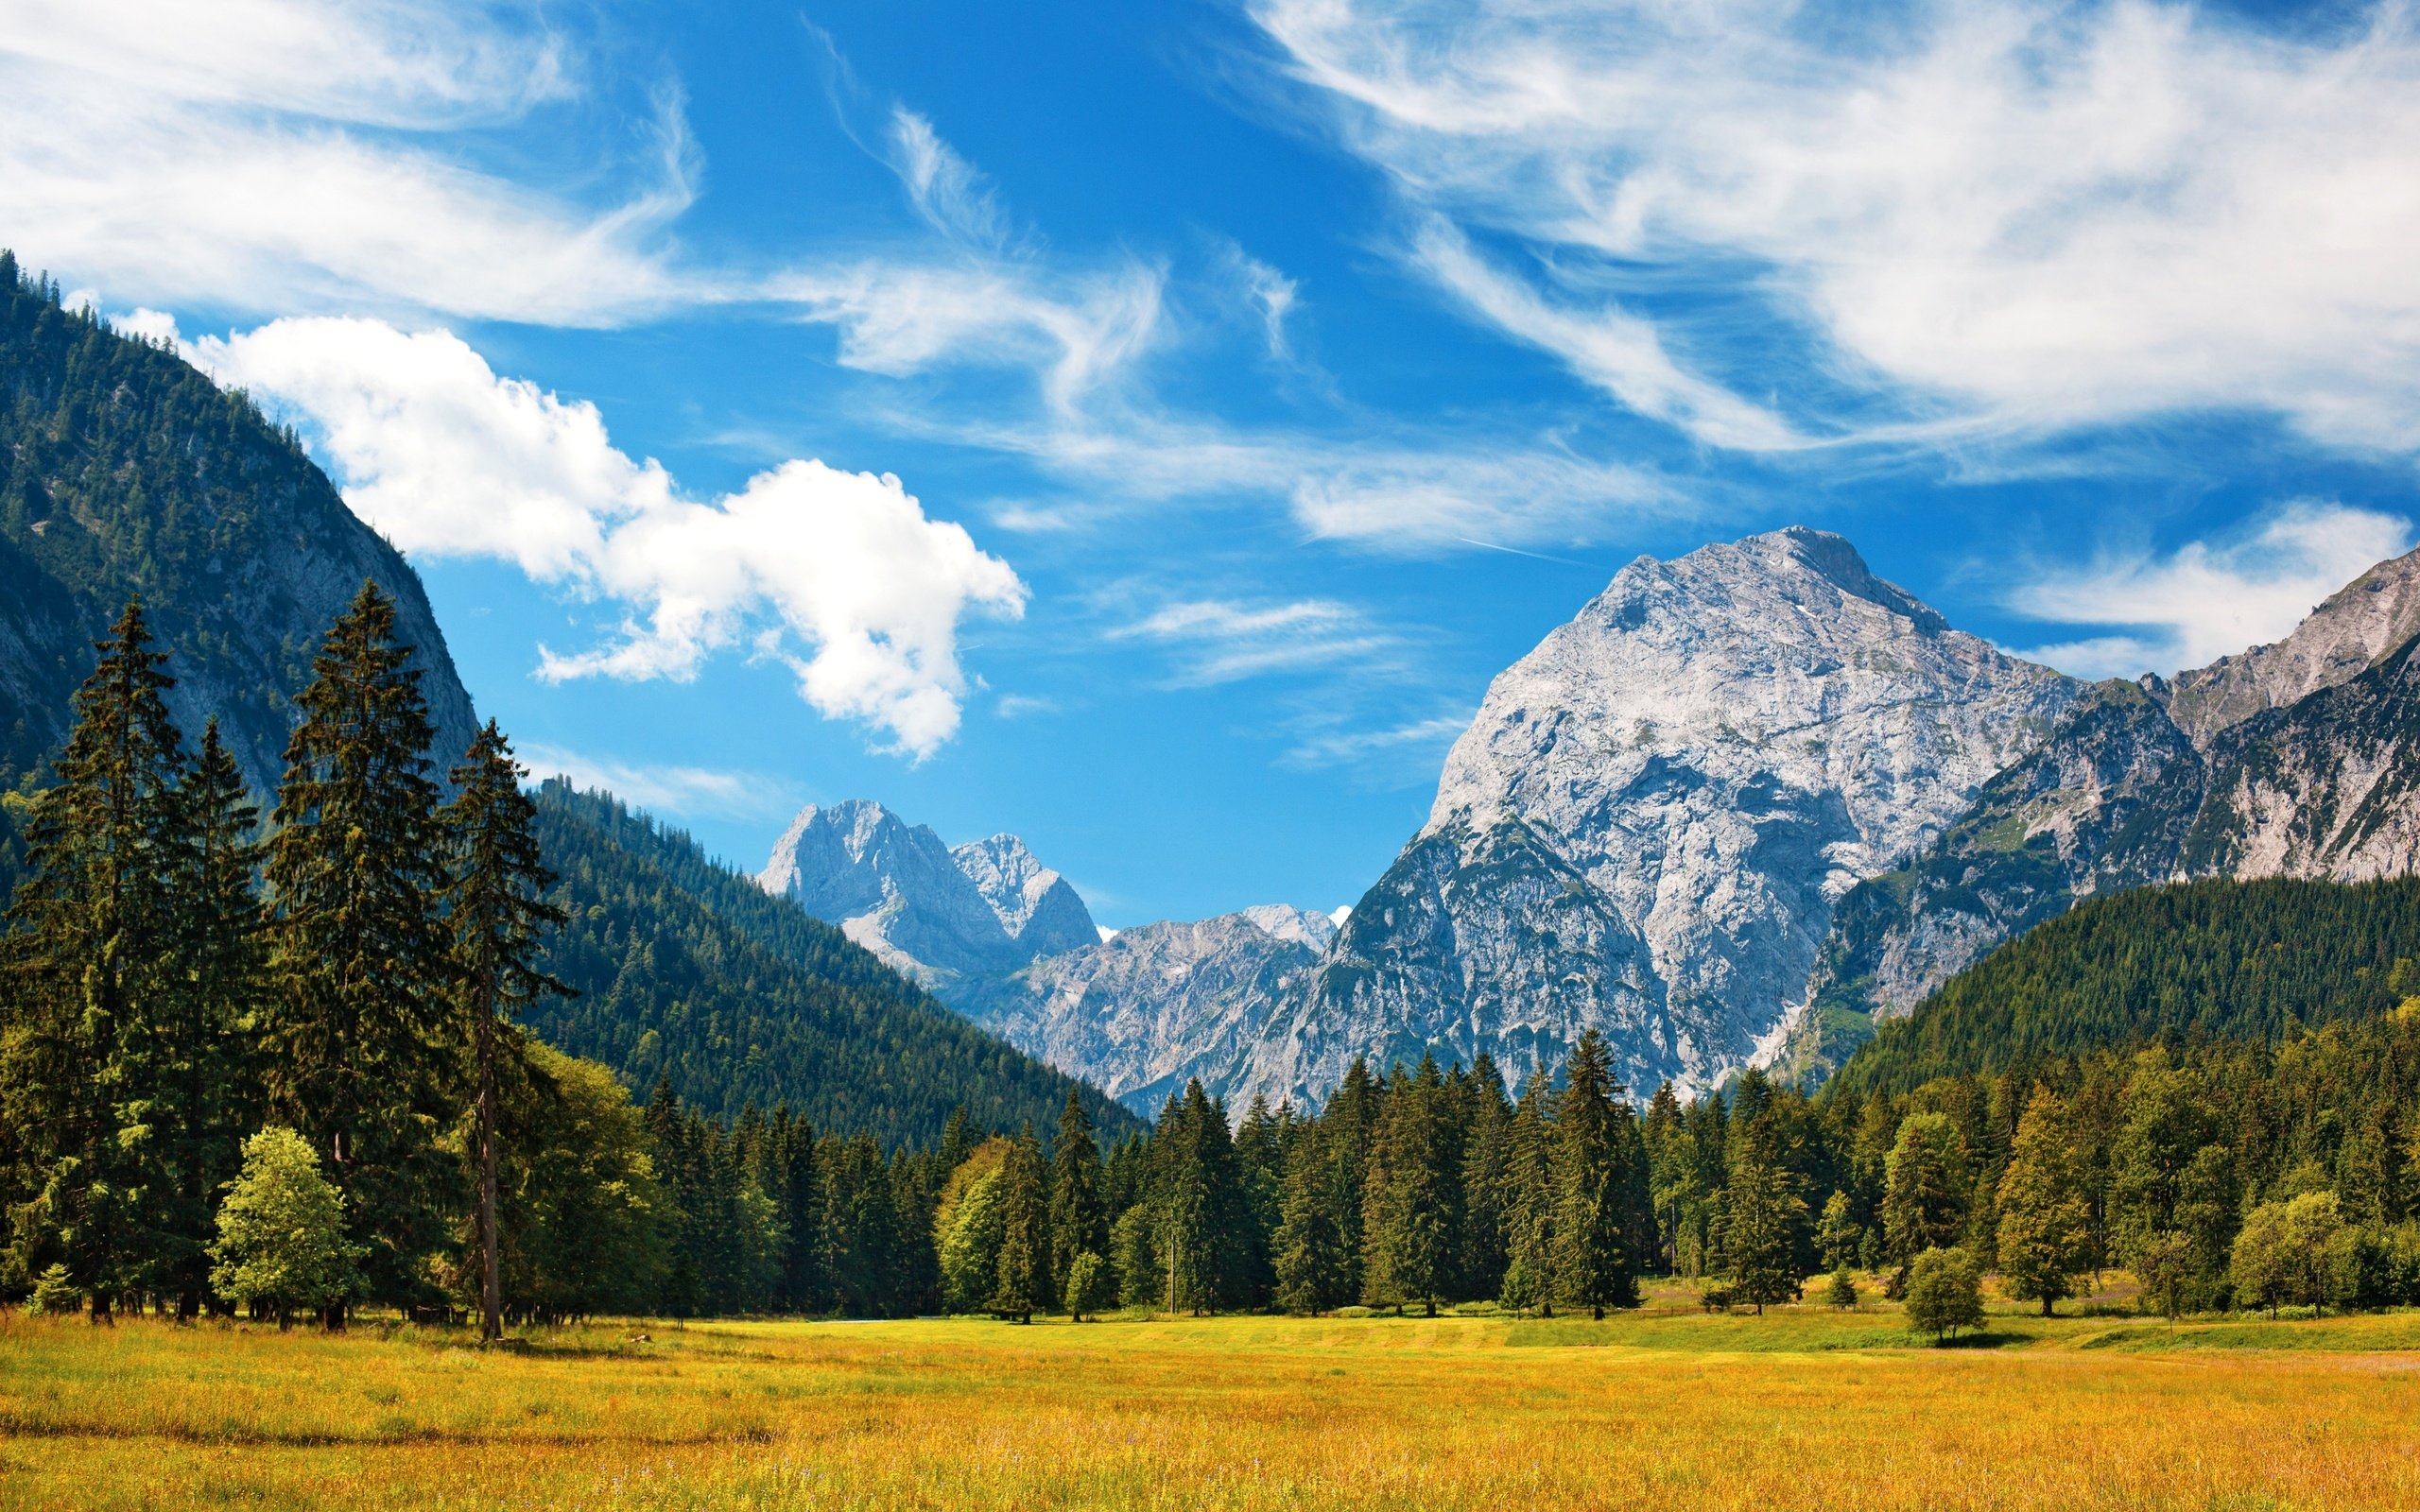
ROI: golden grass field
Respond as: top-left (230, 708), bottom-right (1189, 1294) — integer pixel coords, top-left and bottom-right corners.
top-left (7, 1281), bottom-right (2420, 1511)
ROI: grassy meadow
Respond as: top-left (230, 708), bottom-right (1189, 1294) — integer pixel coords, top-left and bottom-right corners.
top-left (7, 1280), bottom-right (2420, 1511)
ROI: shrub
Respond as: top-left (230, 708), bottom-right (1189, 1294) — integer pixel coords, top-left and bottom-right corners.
top-left (1824, 1268), bottom-right (1859, 1310)
top-left (1904, 1247), bottom-right (1983, 1343)
top-left (26, 1263), bottom-right (79, 1318)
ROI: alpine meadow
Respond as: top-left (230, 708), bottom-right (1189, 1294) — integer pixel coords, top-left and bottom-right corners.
top-left (11, 0), bottom-right (2420, 1507)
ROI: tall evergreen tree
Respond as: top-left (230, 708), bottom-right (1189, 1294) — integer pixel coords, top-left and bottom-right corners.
top-left (1882, 1112), bottom-right (1968, 1274)
top-left (1363, 1055), bottom-right (1459, 1314)
top-left (440, 720), bottom-right (569, 1340)
top-left (1459, 1056), bottom-right (1513, 1298)
top-left (1499, 1073), bottom-right (1558, 1314)
top-left (0, 600), bottom-right (186, 1318)
top-left (1552, 1031), bottom-right (1636, 1318)
top-left (1722, 1116), bottom-right (1806, 1314)
top-left (261, 582), bottom-right (455, 1318)
top-left (991, 1125), bottom-right (1049, 1322)
top-left (158, 717), bottom-right (264, 1317)
top-left (1046, 1089), bottom-right (1109, 1304)
top-left (1272, 1121), bottom-right (1348, 1314)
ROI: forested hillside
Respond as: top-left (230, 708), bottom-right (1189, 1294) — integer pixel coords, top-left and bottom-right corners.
top-left (527, 781), bottom-right (1141, 1145)
top-left (0, 254), bottom-right (477, 799)
top-left (1833, 877), bottom-right (2420, 1095)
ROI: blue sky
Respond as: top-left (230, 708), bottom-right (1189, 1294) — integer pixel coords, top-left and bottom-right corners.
top-left (8, 0), bottom-right (2420, 924)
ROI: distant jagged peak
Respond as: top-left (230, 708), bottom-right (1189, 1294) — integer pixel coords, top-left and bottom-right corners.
top-left (952, 832), bottom-right (1098, 955)
top-left (2167, 543), bottom-right (2420, 747)
top-left (1236, 903), bottom-right (1340, 948)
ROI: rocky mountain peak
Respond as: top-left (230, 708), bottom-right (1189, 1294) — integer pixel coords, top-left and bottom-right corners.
top-left (758, 799), bottom-right (1097, 988)
top-left (2167, 544), bottom-right (2420, 746)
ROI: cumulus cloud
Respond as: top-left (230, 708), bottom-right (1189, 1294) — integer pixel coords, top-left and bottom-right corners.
top-left (1253, 0), bottom-right (2420, 452)
top-left (2008, 502), bottom-right (2414, 678)
top-left (196, 317), bottom-right (1026, 756)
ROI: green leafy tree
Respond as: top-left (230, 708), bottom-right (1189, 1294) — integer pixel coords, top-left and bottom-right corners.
top-left (1903, 1246), bottom-right (1984, 1343)
top-left (496, 1044), bottom-right (666, 1321)
top-left (1815, 1189), bottom-right (1864, 1274)
top-left (933, 1138), bottom-right (1011, 1314)
top-left (1046, 1090), bottom-right (1109, 1303)
top-left (1112, 1202), bottom-right (1160, 1309)
top-left (991, 1126), bottom-right (1049, 1322)
top-left (2231, 1191), bottom-right (2347, 1315)
top-left (1996, 1087), bottom-right (2093, 1315)
top-left (1, 600), bottom-right (188, 1320)
top-left (210, 1127), bottom-right (365, 1328)
top-left (1064, 1249), bottom-right (1115, 1321)
top-left (441, 719), bottom-right (568, 1341)
top-left (1552, 1031), bottom-right (1637, 1318)
top-left (261, 583), bottom-right (455, 1318)
top-left (2134, 1230), bottom-right (2195, 1320)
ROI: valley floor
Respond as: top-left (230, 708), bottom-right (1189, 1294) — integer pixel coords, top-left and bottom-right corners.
top-left (6, 1286), bottom-right (2420, 1510)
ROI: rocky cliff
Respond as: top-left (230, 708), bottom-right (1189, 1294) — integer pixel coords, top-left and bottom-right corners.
top-left (1791, 543), bottom-right (2420, 1083)
top-left (1250, 527), bottom-right (2082, 1105)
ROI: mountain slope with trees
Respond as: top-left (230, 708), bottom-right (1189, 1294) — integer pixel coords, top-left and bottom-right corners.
top-left (1832, 876), bottom-right (2420, 1095)
top-left (0, 254), bottom-right (476, 800)
top-left (526, 782), bottom-right (1142, 1147)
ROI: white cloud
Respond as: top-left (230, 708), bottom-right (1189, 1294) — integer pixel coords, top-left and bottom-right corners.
top-left (1253, 0), bottom-right (2420, 453)
top-left (0, 0), bottom-right (697, 325)
top-left (2008, 502), bottom-right (2414, 678)
top-left (197, 317), bottom-right (1026, 756)
top-left (1113, 596), bottom-right (1394, 684)
top-left (515, 744), bottom-right (796, 822)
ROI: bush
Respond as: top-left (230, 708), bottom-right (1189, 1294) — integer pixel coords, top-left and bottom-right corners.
top-left (1697, 1280), bottom-right (1735, 1313)
top-left (25, 1263), bottom-right (78, 1317)
top-left (1904, 1247), bottom-right (1983, 1343)
top-left (1824, 1268), bottom-right (1859, 1310)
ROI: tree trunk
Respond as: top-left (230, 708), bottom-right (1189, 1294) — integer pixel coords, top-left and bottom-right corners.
top-left (476, 979), bottom-right (502, 1344)
top-left (2041, 1296), bottom-right (2054, 1317)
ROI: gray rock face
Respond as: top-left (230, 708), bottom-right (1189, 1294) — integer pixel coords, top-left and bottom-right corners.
top-left (1790, 543), bottom-right (2420, 1084)
top-left (1256, 527), bottom-right (2082, 1105)
top-left (758, 800), bottom-right (1099, 990)
top-left (959, 905), bottom-right (1338, 1116)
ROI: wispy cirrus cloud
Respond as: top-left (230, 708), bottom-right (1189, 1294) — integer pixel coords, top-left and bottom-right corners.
top-left (1112, 596), bottom-right (1396, 686)
top-left (2007, 502), bottom-right (2414, 678)
top-left (516, 744), bottom-right (800, 823)
top-left (1252, 0), bottom-right (2420, 454)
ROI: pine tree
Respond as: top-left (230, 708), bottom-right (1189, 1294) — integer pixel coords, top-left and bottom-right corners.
top-left (1499, 1073), bottom-right (1558, 1314)
top-left (0, 600), bottom-right (187, 1319)
top-left (1460, 1055), bottom-right (1513, 1297)
top-left (1882, 1112), bottom-right (1968, 1274)
top-left (1046, 1089), bottom-right (1109, 1305)
top-left (1272, 1122), bottom-right (1348, 1314)
top-left (261, 582), bottom-right (455, 1319)
top-left (441, 720), bottom-right (569, 1341)
top-left (1552, 1031), bottom-right (1635, 1318)
top-left (1996, 1086), bottom-right (2092, 1316)
top-left (1724, 1120), bottom-right (1807, 1314)
top-left (1364, 1055), bottom-right (1459, 1314)
top-left (158, 718), bottom-right (264, 1318)
top-left (991, 1125), bottom-right (1048, 1322)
